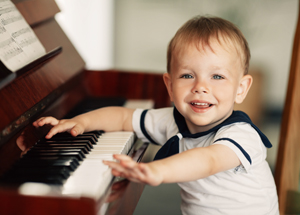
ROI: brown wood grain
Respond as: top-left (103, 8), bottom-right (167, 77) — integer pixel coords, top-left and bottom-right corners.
top-left (0, 187), bottom-right (97, 215)
top-left (84, 70), bottom-right (171, 109)
top-left (274, 1), bottom-right (300, 214)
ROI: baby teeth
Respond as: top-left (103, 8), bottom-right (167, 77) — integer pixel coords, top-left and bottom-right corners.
top-left (192, 102), bottom-right (208, 105)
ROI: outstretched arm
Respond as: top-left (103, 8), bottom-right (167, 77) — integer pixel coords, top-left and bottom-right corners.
top-left (104, 144), bottom-right (241, 185)
top-left (33, 107), bottom-right (135, 138)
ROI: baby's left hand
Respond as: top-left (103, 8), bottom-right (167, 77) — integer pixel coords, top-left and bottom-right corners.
top-left (103, 154), bottom-right (163, 186)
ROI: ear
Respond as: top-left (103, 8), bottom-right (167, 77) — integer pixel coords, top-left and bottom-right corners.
top-left (163, 73), bottom-right (174, 102)
top-left (235, 74), bottom-right (253, 104)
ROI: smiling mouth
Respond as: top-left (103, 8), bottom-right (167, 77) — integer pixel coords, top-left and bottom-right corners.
top-left (190, 102), bottom-right (213, 108)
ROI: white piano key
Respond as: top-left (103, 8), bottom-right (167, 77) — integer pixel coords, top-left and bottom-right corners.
top-left (62, 131), bottom-right (135, 199)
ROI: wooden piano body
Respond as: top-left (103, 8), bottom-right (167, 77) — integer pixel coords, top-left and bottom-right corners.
top-left (0, 0), bottom-right (170, 214)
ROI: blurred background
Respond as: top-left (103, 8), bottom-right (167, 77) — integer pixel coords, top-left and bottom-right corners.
top-left (54, 0), bottom-right (298, 214)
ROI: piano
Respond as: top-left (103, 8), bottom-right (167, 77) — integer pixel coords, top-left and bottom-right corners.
top-left (0, 0), bottom-right (170, 215)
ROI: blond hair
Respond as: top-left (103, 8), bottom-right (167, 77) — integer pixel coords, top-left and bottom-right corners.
top-left (167, 16), bottom-right (250, 74)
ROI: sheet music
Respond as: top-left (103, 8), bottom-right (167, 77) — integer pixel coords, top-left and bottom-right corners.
top-left (0, 0), bottom-right (46, 72)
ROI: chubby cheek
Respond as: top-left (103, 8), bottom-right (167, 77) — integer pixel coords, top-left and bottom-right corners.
top-left (171, 82), bottom-right (190, 102)
top-left (170, 88), bottom-right (181, 103)
top-left (214, 85), bottom-right (237, 105)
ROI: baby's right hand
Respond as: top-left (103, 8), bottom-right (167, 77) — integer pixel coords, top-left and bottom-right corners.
top-left (33, 117), bottom-right (84, 139)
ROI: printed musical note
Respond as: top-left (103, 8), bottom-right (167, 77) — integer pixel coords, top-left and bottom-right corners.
top-left (0, 38), bottom-right (23, 61)
top-left (0, 25), bottom-right (6, 34)
top-left (0, 0), bottom-right (45, 72)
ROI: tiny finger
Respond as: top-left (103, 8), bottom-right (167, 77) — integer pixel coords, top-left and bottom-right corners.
top-left (113, 154), bottom-right (133, 162)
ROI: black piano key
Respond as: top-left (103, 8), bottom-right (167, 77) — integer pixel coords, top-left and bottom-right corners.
top-left (24, 149), bottom-right (86, 157)
top-left (14, 159), bottom-right (78, 171)
top-left (30, 145), bottom-right (89, 154)
top-left (78, 134), bottom-right (98, 142)
top-left (88, 130), bottom-right (104, 136)
top-left (39, 140), bottom-right (94, 149)
top-left (46, 135), bottom-right (97, 145)
top-left (27, 148), bottom-right (87, 155)
top-left (82, 131), bottom-right (103, 138)
top-left (78, 131), bottom-right (104, 139)
top-left (35, 142), bottom-right (93, 151)
top-left (20, 156), bottom-right (80, 170)
top-left (21, 155), bottom-right (80, 163)
top-left (53, 132), bottom-right (100, 142)
top-left (22, 152), bottom-right (85, 161)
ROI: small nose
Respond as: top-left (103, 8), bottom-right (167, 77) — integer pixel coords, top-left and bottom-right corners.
top-left (192, 79), bottom-right (209, 94)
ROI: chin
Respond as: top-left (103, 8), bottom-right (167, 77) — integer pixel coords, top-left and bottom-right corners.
top-left (187, 119), bottom-right (214, 132)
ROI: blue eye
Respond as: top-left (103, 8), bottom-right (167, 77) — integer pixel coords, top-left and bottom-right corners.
top-left (181, 74), bottom-right (194, 79)
top-left (212, 75), bottom-right (224, 80)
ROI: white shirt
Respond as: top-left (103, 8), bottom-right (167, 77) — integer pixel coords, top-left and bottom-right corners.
top-left (132, 107), bottom-right (279, 215)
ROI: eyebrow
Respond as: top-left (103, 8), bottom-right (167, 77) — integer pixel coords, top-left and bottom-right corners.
top-left (210, 65), bottom-right (228, 72)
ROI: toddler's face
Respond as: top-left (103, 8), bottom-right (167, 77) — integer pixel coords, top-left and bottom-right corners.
top-left (164, 40), bottom-right (250, 133)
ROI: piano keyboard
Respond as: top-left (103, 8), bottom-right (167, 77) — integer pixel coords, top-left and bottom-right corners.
top-left (0, 99), bottom-right (152, 207)
top-left (0, 130), bottom-right (136, 199)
